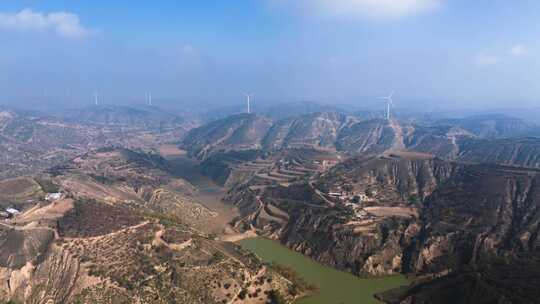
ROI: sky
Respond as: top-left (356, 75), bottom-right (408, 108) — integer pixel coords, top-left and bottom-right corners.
top-left (0, 0), bottom-right (539, 110)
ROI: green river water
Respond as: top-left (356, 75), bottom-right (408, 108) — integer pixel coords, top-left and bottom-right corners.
top-left (240, 237), bottom-right (408, 304)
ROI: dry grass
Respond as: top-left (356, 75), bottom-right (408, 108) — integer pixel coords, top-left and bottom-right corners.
top-left (159, 144), bottom-right (186, 157)
top-left (15, 199), bottom-right (74, 224)
top-left (0, 177), bottom-right (41, 197)
top-left (364, 206), bottom-right (419, 218)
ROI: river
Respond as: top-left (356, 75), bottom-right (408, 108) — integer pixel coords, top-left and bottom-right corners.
top-left (240, 237), bottom-right (408, 304)
top-left (159, 145), bottom-right (408, 303)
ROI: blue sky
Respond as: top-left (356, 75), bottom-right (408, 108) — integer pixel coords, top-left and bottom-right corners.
top-left (0, 0), bottom-right (538, 110)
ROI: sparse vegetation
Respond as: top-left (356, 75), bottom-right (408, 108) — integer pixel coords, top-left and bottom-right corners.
top-left (34, 177), bottom-right (60, 193)
top-left (267, 290), bottom-right (287, 304)
top-left (58, 199), bottom-right (143, 237)
top-left (269, 263), bottom-right (317, 294)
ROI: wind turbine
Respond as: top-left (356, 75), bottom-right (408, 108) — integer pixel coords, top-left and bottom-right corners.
top-left (93, 91), bottom-right (99, 106)
top-left (146, 92), bottom-right (153, 106)
top-left (378, 91), bottom-right (394, 120)
top-left (244, 93), bottom-right (254, 114)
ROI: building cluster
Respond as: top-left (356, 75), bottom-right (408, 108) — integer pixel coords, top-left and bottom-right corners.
top-left (1, 192), bottom-right (63, 220)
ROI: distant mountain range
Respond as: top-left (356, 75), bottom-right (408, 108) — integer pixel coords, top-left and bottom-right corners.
top-left (433, 113), bottom-right (540, 138)
top-left (199, 101), bottom-right (349, 122)
top-left (61, 105), bottom-right (198, 131)
top-left (181, 111), bottom-right (540, 168)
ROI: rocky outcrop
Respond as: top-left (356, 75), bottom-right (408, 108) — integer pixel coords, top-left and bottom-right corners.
top-left (0, 244), bottom-right (85, 304)
top-left (404, 165), bottom-right (540, 274)
top-left (0, 227), bottom-right (54, 269)
top-left (279, 205), bottom-right (419, 276)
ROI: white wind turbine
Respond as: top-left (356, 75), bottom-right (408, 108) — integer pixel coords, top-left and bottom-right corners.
top-left (378, 91), bottom-right (394, 120)
top-left (93, 91), bottom-right (99, 106)
top-left (244, 93), bottom-right (254, 114)
top-left (146, 92), bottom-right (153, 106)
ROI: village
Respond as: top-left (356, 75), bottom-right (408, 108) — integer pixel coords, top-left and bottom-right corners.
top-left (0, 185), bottom-right (64, 221)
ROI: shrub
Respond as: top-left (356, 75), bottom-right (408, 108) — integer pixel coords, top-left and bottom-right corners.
top-left (267, 290), bottom-right (287, 304)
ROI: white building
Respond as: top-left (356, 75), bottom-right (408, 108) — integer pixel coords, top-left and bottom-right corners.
top-left (45, 193), bottom-right (63, 201)
top-left (6, 208), bottom-right (20, 215)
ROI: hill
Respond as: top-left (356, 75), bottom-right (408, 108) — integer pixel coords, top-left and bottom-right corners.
top-left (181, 113), bottom-right (273, 159)
top-left (0, 109), bottom-right (103, 178)
top-left (263, 112), bottom-right (356, 150)
top-left (185, 112), bottom-right (540, 172)
top-left (0, 147), bottom-right (296, 304)
top-left (182, 112), bottom-right (362, 158)
top-left (0, 106), bottom-right (199, 179)
top-left (224, 153), bottom-right (540, 303)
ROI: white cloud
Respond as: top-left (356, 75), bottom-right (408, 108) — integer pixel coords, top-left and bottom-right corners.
top-left (510, 44), bottom-right (528, 56)
top-left (474, 44), bottom-right (531, 67)
top-left (272, 0), bottom-right (442, 18)
top-left (0, 9), bottom-right (92, 38)
top-left (474, 53), bottom-right (500, 67)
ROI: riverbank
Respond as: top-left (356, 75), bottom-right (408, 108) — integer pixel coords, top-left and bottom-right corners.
top-left (240, 237), bottom-right (408, 304)
top-left (159, 145), bottom-right (240, 235)
top-left (159, 145), bottom-right (409, 303)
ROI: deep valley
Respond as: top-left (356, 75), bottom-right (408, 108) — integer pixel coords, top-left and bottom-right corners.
top-left (1, 105), bottom-right (540, 304)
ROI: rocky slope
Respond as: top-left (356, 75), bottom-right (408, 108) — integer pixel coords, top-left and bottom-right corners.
top-left (180, 112), bottom-right (432, 160)
top-left (226, 155), bottom-right (457, 275)
top-left (403, 125), bottom-right (472, 159)
top-left (455, 137), bottom-right (540, 168)
top-left (386, 164), bottom-right (540, 303)
top-left (225, 154), bottom-right (540, 303)
top-left (182, 113), bottom-right (273, 159)
top-left (262, 112), bottom-right (356, 150)
top-left (335, 119), bottom-right (396, 154)
top-left (182, 112), bottom-right (398, 160)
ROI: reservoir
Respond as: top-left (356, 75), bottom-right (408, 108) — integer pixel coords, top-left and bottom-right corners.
top-left (240, 237), bottom-right (408, 304)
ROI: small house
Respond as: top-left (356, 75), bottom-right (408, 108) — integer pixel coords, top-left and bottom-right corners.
top-left (45, 193), bottom-right (63, 201)
top-left (6, 208), bottom-right (20, 216)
